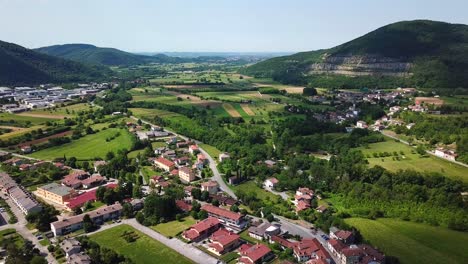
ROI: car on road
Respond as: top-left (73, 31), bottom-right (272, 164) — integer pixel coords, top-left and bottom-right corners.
top-left (321, 234), bottom-right (329, 240)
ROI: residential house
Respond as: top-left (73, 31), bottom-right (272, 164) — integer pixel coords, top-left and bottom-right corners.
top-left (60, 238), bottom-right (82, 258)
top-left (154, 157), bottom-right (175, 172)
top-left (356, 121), bottom-right (368, 129)
top-left (238, 243), bottom-right (274, 264)
top-left (207, 228), bottom-right (240, 255)
top-left (20, 145), bottom-right (32, 153)
top-left (51, 203), bottom-right (122, 236)
top-left (292, 238), bottom-right (332, 263)
top-left (264, 178), bottom-right (279, 189)
top-left (81, 174), bottom-right (105, 189)
top-left (179, 166), bottom-right (196, 183)
top-left (201, 181), bottom-right (219, 194)
top-left (189, 145), bottom-right (200, 155)
top-left (434, 148), bottom-right (458, 161)
top-left (338, 244), bottom-right (384, 264)
top-left (182, 217), bottom-right (221, 242)
top-left (330, 227), bottom-right (355, 244)
top-left (201, 204), bottom-right (247, 232)
top-left (93, 160), bottom-right (107, 172)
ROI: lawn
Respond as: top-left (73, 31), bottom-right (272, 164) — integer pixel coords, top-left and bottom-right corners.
top-left (151, 216), bottom-right (196, 238)
top-left (232, 181), bottom-right (290, 214)
top-left (0, 229), bottom-right (24, 247)
top-left (30, 128), bottom-right (134, 160)
top-left (141, 166), bottom-right (158, 184)
top-left (358, 138), bottom-right (468, 182)
top-left (90, 224), bottom-right (193, 264)
top-left (199, 144), bottom-right (222, 160)
top-left (345, 218), bottom-right (468, 264)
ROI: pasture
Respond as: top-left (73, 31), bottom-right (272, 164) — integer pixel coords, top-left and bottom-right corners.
top-left (30, 128), bottom-right (133, 160)
top-left (345, 218), bottom-right (468, 264)
top-left (358, 138), bottom-right (468, 182)
top-left (90, 224), bottom-right (193, 264)
top-left (27, 103), bottom-right (95, 117)
top-left (0, 113), bottom-right (55, 126)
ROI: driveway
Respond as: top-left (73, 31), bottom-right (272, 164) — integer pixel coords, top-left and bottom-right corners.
top-left (264, 186), bottom-right (289, 201)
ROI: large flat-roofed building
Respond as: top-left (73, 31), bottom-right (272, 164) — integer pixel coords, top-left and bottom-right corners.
top-left (201, 204), bottom-right (247, 232)
top-left (51, 203), bottom-right (122, 236)
top-left (36, 182), bottom-right (76, 205)
top-left (0, 173), bottom-right (41, 215)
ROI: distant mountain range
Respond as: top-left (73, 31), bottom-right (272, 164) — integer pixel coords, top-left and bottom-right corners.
top-left (0, 41), bottom-right (108, 86)
top-left (34, 44), bottom-right (184, 66)
top-left (242, 20), bottom-right (468, 89)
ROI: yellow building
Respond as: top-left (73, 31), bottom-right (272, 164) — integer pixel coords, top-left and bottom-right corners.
top-left (36, 182), bottom-right (76, 205)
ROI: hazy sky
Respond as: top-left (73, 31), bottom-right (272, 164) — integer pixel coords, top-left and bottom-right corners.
top-left (1, 0), bottom-right (467, 52)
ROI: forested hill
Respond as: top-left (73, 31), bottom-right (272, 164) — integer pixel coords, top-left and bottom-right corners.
top-left (242, 20), bottom-right (468, 89)
top-left (0, 40), bottom-right (108, 86)
top-left (35, 44), bottom-right (184, 66)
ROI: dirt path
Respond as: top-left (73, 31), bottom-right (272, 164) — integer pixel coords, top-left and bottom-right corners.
top-left (222, 103), bottom-right (241, 117)
top-left (0, 125), bottom-right (24, 131)
top-left (17, 112), bottom-right (65, 119)
top-left (240, 104), bottom-right (255, 116)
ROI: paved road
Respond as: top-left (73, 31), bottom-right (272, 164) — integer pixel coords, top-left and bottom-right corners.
top-left (86, 218), bottom-right (219, 264)
top-left (3, 197), bottom-right (57, 263)
top-left (381, 131), bottom-right (468, 168)
top-left (264, 186), bottom-right (289, 200)
top-left (130, 116), bottom-right (237, 199)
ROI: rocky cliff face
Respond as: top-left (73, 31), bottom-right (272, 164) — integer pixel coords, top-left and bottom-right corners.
top-left (308, 54), bottom-right (413, 77)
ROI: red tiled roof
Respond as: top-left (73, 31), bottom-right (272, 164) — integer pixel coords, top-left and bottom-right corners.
top-left (201, 204), bottom-right (242, 221)
top-left (267, 177), bottom-right (279, 184)
top-left (155, 157), bottom-right (175, 167)
top-left (81, 174), bottom-right (104, 186)
top-left (176, 200), bottom-right (192, 212)
top-left (183, 217), bottom-right (220, 240)
top-left (179, 166), bottom-right (192, 174)
top-left (293, 238), bottom-right (331, 260)
top-left (170, 169), bottom-right (179, 176)
top-left (328, 239), bottom-right (346, 252)
top-left (296, 200), bottom-right (311, 212)
top-left (66, 183), bottom-right (117, 209)
top-left (210, 228), bottom-right (239, 247)
top-left (271, 235), bottom-right (295, 249)
top-left (201, 181), bottom-right (219, 187)
top-left (335, 230), bottom-right (353, 241)
top-left (239, 244), bottom-right (271, 263)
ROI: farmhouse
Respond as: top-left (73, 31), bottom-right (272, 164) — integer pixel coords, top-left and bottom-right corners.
top-left (434, 148), bottom-right (457, 161)
top-left (154, 157), bottom-right (175, 172)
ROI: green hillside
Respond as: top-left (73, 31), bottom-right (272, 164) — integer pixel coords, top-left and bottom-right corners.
top-left (0, 40), bottom-right (108, 85)
top-left (35, 44), bottom-right (183, 66)
top-left (242, 20), bottom-right (468, 89)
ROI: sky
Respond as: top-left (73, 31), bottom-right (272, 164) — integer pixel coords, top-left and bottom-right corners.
top-left (0, 0), bottom-right (467, 53)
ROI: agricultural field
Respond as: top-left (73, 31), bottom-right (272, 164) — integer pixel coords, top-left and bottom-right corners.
top-left (345, 218), bottom-right (468, 264)
top-left (149, 70), bottom-right (248, 86)
top-left (0, 113), bottom-right (56, 126)
top-left (90, 224), bottom-right (193, 264)
top-left (358, 138), bottom-right (468, 182)
top-left (29, 128), bottom-right (134, 160)
top-left (151, 216), bottom-right (196, 238)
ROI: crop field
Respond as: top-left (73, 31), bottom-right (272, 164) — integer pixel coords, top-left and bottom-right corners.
top-left (196, 91), bottom-right (270, 103)
top-left (30, 128), bottom-right (133, 160)
top-left (151, 216), bottom-right (196, 238)
top-left (358, 138), bottom-right (467, 182)
top-left (222, 103), bottom-right (241, 117)
top-left (90, 224), bottom-right (193, 264)
top-left (149, 71), bottom-right (248, 86)
top-left (345, 218), bottom-right (468, 264)
top-left (0, 125), bottom-right (44, 140)
top-left (240, 104), bottom-right (255, 116)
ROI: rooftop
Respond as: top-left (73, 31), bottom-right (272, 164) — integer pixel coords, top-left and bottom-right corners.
top-left (38, 182), bottom-right (73, 196)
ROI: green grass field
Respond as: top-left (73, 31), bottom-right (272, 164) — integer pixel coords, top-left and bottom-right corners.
top-left (199, 144), bottom-right (222, 160)
top-left (345, 218), bottom-right (468, 264)
top-left (358, 138), bottom-right (468, 182)
top-left (151, 217), bottom-right (196, 238)
top-left (28, 103), bottom-right (95, 117)
top-left (30, 128), bottom-right (134, 160)
top-left (90, 224), bottom-right (193, 264)
top-left (0, 113), bottom-right (55, 126)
